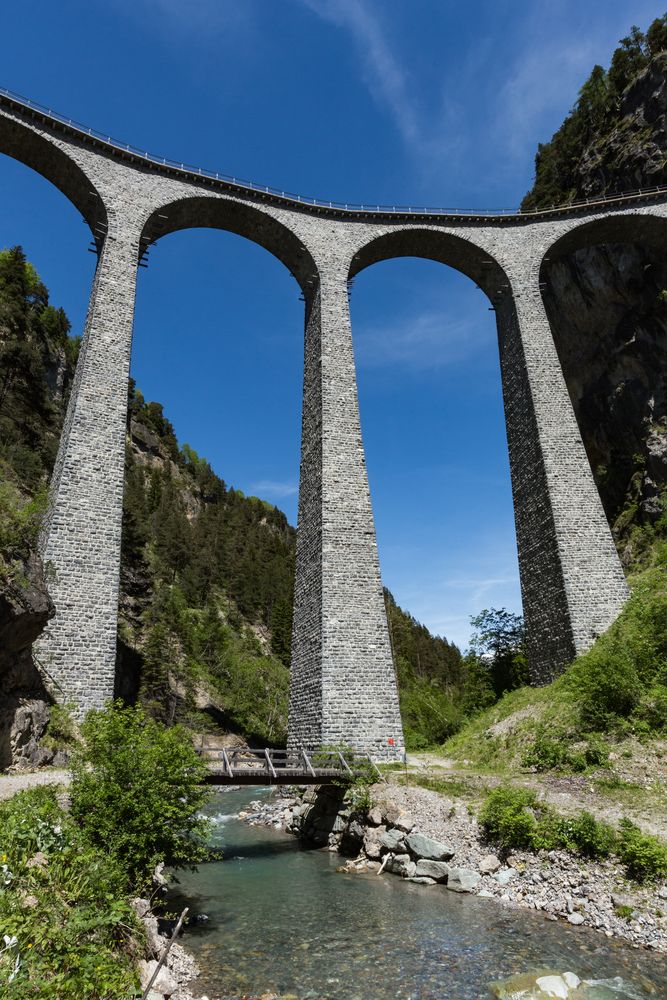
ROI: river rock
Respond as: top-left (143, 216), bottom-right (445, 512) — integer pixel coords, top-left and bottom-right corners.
top-left (535, 975), bottom-right (570, 998)
top-left (386, 853), bottom-right (416, 878)
top-left (406, 832), bottom-right (454, 861)
top-left (414, 859), bottom-right (450, 882)
top-left (611, 893), bottom-right (634, 910)
top-left (367, 806), bottom-right (383, 826)
top-left (493, 867), bottom-right (517, 887)
top-left (138, 959), bottom-right (178, 996)
top-left (382, 804), bottom-right (404, 826)
top-left (408, 876), bottom-right (436, 884)
top-left (567, 912), bottom-right (585, 925)
top-left (363, 833), bottom-right (382, 859)
top-left (478, 854), bottom-right (501, 875)
top-left (446, 868), bottom-right (481, 893)
top-left (380, 828), bottom-right (407, 853)
top-left (393, 813), bottom-right (415, 833)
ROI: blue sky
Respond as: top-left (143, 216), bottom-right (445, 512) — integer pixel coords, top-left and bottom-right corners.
top-left (0, 0), bottom-right (659, 648)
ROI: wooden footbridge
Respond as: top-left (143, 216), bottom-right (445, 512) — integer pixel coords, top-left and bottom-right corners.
top-left (197, 746), bottom-right (381, 786)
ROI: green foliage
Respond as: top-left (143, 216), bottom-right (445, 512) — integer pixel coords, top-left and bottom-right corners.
top-left (617, 818), bottom-right (667, 882)
top-left (0, 482), bottom-right (47, 580)
top-left (0, 787), bottom-right (139, 998)
top-left (0, 246), bottom-right (75, 494)
top-left (564, 562), bottom-right (667, 733)
top-left (566, 811), bottom-right (617, 859)
top-left (479, 786), bottom-right (537, 849)
top-left (469, 607), bottom-right (528, 698)
top-left (397, 656), bottom-right (463, 750)
top-left (521, 16), bottom-right (667, 211)
top-left (41, 703), bottom-right (77, 751)
top-left (70, 702), bottom-right (211, 887)
top-left (521, 729), bottom-right (610, 773)
top-left (479, 787), bottom-right (667, 882)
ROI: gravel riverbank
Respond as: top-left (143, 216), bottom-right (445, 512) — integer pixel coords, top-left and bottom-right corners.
top-left (242, 780), bottom-right (667, 955)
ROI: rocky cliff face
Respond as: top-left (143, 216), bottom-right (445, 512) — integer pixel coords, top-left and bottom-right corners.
top-left (0, 554), bottom-right (54, 769)
top-left (529, 52), bottom-right (667, 562)
top-left (578, 53), bottom-right (667, 195)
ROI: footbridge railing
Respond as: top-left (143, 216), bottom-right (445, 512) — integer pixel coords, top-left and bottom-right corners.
top-left (196, 745), bottom-right (381, 785)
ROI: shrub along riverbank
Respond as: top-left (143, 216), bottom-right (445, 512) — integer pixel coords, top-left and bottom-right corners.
top-left (0, 703), bottom-right (211, 998)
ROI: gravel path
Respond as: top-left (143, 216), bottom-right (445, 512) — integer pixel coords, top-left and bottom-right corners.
top-left (0, 768), bottom-right (70, 800)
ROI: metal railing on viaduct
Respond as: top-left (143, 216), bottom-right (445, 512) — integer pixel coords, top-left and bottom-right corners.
top-left (1, 85), bottom-right (666, 223)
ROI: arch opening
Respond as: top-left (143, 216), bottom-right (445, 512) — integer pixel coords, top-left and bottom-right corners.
top-left (140, 196), bottom-right (317, 297)
top-left (538, 212), bottom-right (667, 546)
top-left (0, 108), bottom-right (108, 238)
top-left (348, 248), bottom-right (523, 745)
top-left (120, 225), bottom-right (305, 740)
top-left (349, 228), bottom-right (510, 303)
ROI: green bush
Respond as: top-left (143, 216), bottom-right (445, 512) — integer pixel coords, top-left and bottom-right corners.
top-left (521, 731), bottom-right (569, 772)
top-left (635, 684), bottom-right (667, 732)
top-left (70, 701), bottom-right (211, 887)
top-left (479, 785), bottom-right (537, 849)
top-left (41, 703), bottom-right (77, 750)
top-left (521, 730), bottom-right (610, 774)
top-left (618, 818), bottom-right (667, 883)
top-left (0, 482), bottom-right (47, 579)
top-left (566, 811), bottom-right (617, 859)
top-left (0, 787), bottom-right (140, 999)
top-left (478, 788), bottom-right (667, 881)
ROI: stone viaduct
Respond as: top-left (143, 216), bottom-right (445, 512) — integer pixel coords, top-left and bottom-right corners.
top-left (0, 89), bottom-right (663, 759)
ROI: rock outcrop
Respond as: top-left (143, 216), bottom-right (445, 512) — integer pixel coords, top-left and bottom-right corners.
top-left (0, 554), bottom-right (55, 769)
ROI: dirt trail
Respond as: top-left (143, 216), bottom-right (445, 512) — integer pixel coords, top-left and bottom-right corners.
top-left (0, 768), bottom-right (70, 801)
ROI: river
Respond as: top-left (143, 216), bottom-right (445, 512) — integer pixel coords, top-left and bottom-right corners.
top-left (169, 788), bottom-right (667, 1000)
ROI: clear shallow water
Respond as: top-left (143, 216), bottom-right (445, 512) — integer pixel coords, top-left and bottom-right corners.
top-left (170, 789), bottom-right (667, 1000)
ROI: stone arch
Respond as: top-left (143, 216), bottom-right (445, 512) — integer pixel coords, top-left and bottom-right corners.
top-left (0, 109), bottom-right (108, 236)
top-left (537, 207), bottom-right (667, 530)
top-left (140, 196), bottom-right (317, 294)
top-left (539, 209), bottom-right (667, 273)
top-left (348, 227), bottom-right (511, 301)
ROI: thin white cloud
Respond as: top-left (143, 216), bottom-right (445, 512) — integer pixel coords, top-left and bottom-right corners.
top-left (251, 480), bottom-right (299, 498)
top-left (301, 0), bottom-right (455, 167)
top-left (355, 308), bottom-right (492, 371)
top-left (380, 531), bottom-right (522, 650)
top-left (301, 0), bottom-right (419, 145)
top-left (491, 0), bottom-right (666, 165)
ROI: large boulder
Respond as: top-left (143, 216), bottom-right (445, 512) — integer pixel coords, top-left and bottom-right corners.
top-left (0, 553), bottom-right (55, 771)
top-left (380, 828), bottom-right (407, 853)
top-left (138, 959), bottom-right (178, 996)
top-left (386, 853), bottom-right (416, 878)
top-left (446, 868), bottom-right (481, 893)
top-left (0, 553), bottom-right (54, 662)
top-left (414, 859), bottom-right (450, 882)
top-left (406, 832), bottom-right (455, 862)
